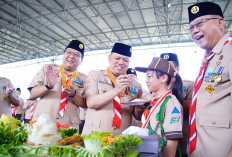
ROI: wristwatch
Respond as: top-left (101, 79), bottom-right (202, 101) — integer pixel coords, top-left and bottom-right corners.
top-left (44, 81), bottom-right (53, 90)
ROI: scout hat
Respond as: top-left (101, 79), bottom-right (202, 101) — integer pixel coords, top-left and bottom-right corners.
top-left (160, 53), bottom-right (179, 66)
top-left (188, 2), bottom-right (223, 23)
top-left (126, 68), bottom-right (137, 76)
top-left (65, 40), bottom-right (85, 58)
top-left (135, 57), bottom-right (175, 77)
top-left (16, 88), bottom-right (21, 92)
top-left (111, 43), bottom-right (132, 57)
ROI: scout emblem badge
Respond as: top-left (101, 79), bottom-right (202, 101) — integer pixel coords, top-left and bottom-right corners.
top-left (205, 85), bottom-right (215, 94)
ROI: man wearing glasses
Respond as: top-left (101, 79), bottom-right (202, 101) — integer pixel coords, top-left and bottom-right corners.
top-left (187, 2), bottom-right (232, 157)
top-left (82, 43), bottom-right (143, 134)
top-left (28, 40), bottom-right (87, 130)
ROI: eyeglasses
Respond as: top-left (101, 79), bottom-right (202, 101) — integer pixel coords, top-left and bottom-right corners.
top-left (188, 18), bottom-right (219, 32)
top-left (65, 50), bottom-right (82, 58)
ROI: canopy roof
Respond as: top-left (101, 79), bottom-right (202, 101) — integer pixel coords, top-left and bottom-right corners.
top-left (0, 0), bottom-right (231, 65)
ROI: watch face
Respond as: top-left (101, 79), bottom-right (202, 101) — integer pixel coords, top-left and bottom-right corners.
top-left (45, 81), bottom-right (52, 89)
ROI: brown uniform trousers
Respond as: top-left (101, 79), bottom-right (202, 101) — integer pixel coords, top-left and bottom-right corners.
top-left (0, 77), bottom-right (18, 117)
top-left (28, 64), bottom-right (87, 128)
top-left (191, 33), bottom-right (232, 157)
top-left (82, 70), bottom-right (142, 135)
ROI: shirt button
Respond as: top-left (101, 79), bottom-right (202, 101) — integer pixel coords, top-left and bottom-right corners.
top-left (212, 121), bottom-right (216, 125)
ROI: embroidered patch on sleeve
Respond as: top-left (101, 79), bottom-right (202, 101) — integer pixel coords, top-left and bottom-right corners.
top-left (172, 107), bottom-right (180, 114)
top-left (170, 116), bottom-right (180, 123)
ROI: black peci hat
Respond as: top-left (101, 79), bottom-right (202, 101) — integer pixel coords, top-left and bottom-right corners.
top-left (126, 68), bottom-right (137, 76)
top-left (111, 43), bottom-right (132, 57)
top-left (160, 53), bottom-right (179, 66)
top-left (135, 57), bottom-right (175, 77)
top-left (188, 2), bottom-right (223, 23)
top-left (65, 40), bottom-right (85, 58)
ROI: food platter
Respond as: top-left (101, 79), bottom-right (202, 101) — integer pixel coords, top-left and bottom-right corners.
top-left (0, 113), bottom-right (143, 157)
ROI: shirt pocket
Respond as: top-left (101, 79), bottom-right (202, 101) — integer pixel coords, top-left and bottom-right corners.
top-left (98, 82), bottom-right (112, 94)
top-left (199, 116), bottom-right (230, 128)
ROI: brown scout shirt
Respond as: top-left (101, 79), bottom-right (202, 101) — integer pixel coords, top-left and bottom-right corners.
top-left (131, 89), bottom-right (153, 127)
top-left (23, 99), bottom-right (38, 120)
top-left (149, 94), bottom-right (183, 156)
top-left (0, 77), bottom-right (18, 117)
top-left (191, 32), bottom-right (232, 157)
top-left (13, 97), bottom-right (24, 115)
top-left (82, 70), bottom-right (142, 135)
top-left (28, 64), bottom-right (87, 128)
top-left (180, 80), bottom-right (194, 155)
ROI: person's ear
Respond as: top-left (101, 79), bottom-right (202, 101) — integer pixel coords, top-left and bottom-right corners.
top-left (176, 66), bottom-right (180, 73)
top-left (218, 18), bottom-right (225, 30)
top-left (161, 74), bottom-right (168, 83)
top-left (108, 54), bottom-right (111, 63)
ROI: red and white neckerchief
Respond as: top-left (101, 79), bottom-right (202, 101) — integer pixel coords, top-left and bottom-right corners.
top-left (141, 90), bottom-right (171, 128)
top-left (106, 67), bottom-right (127, 129)
top-left (58, 65), bottom-right (78, 117)
top-left (59, 89), bottom-right (68, 118)
top-left (30, 102), bottom-right (34, 120)
top-left (12, 106), bottom-right (17, 116)
top-left (188, 35), bottom-right (232, 154)
top-left (112, 94), bottom-right (121, 128)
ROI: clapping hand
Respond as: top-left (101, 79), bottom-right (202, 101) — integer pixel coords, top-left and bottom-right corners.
top-left (62, 79), bottom-right (76, 97)
top-left (46, 65), bottom-right (59, 88)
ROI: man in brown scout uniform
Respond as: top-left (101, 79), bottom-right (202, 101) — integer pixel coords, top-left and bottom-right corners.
top-left (28, 40), bottom-right (87, 129)
top-left (82, 43), bottom-right (143, 134)
top-left (187, 2), bottom-right (232, 157)
top-left (160, 52), bottom-right (194, 157)
top-left (0, 77), bottom-right (20, 117)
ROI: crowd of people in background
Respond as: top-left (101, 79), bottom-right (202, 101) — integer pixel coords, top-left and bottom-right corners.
top-left (0, 2), bottom-right (231, 157)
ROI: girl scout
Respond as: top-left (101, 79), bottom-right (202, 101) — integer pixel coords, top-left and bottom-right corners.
top-left (135, 57), bottom-right (183, 157)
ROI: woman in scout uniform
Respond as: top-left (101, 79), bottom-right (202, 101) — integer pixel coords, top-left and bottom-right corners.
top-left (0, 77), bottom-right (20, 117)
top-left (82, 43), bottom-right (143, 135)
top-left (135, 57), bottom-right (183, 157)
top-left (160, 53), bottom-right (193, 157)
top-left (28, 40), bottom-right (87, 129)
top-left (187, 2), bottom-right (232, 157)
